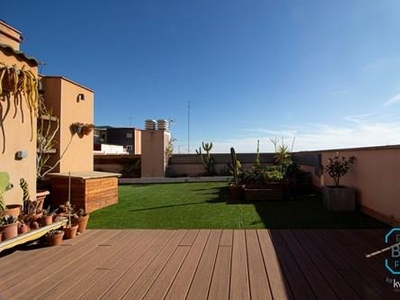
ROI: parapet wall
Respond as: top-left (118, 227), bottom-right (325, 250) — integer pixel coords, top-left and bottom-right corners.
top-left (320, 145), bottom-right (400, 226)
top-left (93, 145), bottom-right (400, 226)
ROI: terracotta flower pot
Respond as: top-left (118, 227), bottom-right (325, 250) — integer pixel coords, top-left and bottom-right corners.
top-left (3, 204), bottom-right (22, 217)
top-left (18, 224), bottom-right (30, 234)
top-left (0, 223), bottom-right (18, 240)
top-left (45, 231), bottom-right (64, 246)
top-left (63, 224), bottom-right (78, 239)
top-left (35, 190), bottom-right (49, 212)
top-left (74, 214), bottom-right (89, 233)
top-left (30, 221), bottom-right (40, 230)
top-left (40, 215), bottom-right (53, 227)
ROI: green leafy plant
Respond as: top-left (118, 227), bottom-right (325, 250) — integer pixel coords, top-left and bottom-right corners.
top-left (324, 153), bottom-right (355, 187)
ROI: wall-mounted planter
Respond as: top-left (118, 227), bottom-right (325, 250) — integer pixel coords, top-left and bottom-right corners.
top-left (70, 123), bottom-right (94, 137)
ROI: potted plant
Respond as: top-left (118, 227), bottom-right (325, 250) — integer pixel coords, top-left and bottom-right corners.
top-left (17, 220), bottom-right (30, 234)
top-left (70, 122), bottom-right (94, 137)
top-left (0, 63), bottom-right (38, 154)
top-left (244, 140), bottom-right (291, 201)
top-left (0, 172), bottom-right (22, 217)
top-left (72, 208), bottom-right (90, 233)
top-left (323, 153), bottom-right (356, 211)
top-left (40, 205), bottom-right (56, 227)
top-left (81, 123), bottom-right (94, 135)
top-left (61, 173), bottom-right (79, 239)
top-left (0, 215), bottom-right (18, 240)
top-left (45, 229), bottom-right (64, 246)
top-left (228, 147), bottom-right (244, 200)
top-left (58, 201), bottom-right (78, 239)
top-left (195, 142), bottom-right (215, 176)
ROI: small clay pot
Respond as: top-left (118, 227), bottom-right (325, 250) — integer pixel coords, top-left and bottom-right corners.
top-left (40, 215), bottom-right (53, 227)
top-left (63, 224), bottom-right (78, 239)
top-left (45, 231), bottom-right (64, 246)
top-left (18, 224), bottom-right (30, 234)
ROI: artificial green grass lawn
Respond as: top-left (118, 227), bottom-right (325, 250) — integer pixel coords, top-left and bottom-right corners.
top-left (88, 182), bottom-right (390, 229)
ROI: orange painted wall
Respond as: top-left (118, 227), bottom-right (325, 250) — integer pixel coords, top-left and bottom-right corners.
top-left (321, 146), bottom-right (400, 226)
top-left (1, 55), bottom-right (38, 205)
top-left (41, 76), bottom-right (94, 173)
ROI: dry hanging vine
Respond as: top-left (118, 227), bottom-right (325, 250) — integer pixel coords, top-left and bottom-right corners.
top-left (0, 62), bottom-right (38, 153)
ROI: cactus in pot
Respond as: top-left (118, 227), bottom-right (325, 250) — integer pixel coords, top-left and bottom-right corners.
top-left (0, 172), bottom-right (13, 211)
top-left (228, 147), bottom-right (244, 200)
top-left (230, 147), bottom-right (242, 186)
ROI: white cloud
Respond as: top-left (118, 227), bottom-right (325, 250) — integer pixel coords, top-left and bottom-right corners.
top-left (384, 93), bottom-right (400, 106)
top-left (200, 120), bottom-right (400, 153)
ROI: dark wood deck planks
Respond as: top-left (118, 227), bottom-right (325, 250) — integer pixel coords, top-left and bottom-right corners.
top-left (0, 229), bottom-right (396, 300)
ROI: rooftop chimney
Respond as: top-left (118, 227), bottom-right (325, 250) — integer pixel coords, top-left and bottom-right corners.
top-left (0, 20), bottom-right (23, 51)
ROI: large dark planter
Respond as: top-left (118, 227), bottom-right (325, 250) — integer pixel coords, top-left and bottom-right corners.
top-left (323, 186), bottom-right (356, 212)
top-left (245, 182), bottom-right (288, 201)
top-left (229, 184), bottom-right (245, 200)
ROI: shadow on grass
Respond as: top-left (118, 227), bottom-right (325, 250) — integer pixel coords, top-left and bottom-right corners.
top-left (253, 194), bottom-right (390, 229)
top-left (207, 186), bottom-right (390, 229)
top-left (127, 201), bottom-right (206, 212)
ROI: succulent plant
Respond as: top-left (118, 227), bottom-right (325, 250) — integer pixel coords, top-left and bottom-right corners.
top-left (0, 214), bottom-right (18, 225)
top-left (0, 172), bottom-right (13, 211)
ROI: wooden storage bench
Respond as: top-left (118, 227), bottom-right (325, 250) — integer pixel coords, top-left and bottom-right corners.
top-left (48, 172), bottom-right (120, 213)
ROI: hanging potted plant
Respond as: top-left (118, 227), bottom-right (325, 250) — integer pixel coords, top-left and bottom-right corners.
top-left (81, 123), bottom-right (94, 136)
top-left (0, 63), bottom-right (39, 154)
top-left (323, 153), bottom-right (356, 211)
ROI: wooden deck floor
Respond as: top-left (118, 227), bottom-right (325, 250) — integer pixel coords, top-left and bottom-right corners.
top-left (0, 229), bottom-right (397, 299)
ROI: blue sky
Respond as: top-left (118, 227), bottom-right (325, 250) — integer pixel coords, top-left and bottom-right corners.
top-left (3, 0), bottom-right (400, 153)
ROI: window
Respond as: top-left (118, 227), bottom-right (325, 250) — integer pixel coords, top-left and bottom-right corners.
top-left (126, 132), bottom-right (133, 138)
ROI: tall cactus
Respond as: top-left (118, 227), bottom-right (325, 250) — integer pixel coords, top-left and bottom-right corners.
top-left (196, 142), bottom-right (215, 175)
top-left (230, 147), bottom-right (239, 184)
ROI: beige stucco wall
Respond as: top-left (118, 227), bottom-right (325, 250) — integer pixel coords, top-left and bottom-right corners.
top-left (134, 129), bottom-right (142, 155)
top-left (0, 20), bottom-right (22, 51)
top-left (321, 147), bottom-right (400, 226)
top-left (1, 54), bottom-right (37, 205)
top-left (141, 130), bottom-right (170, 177)
top-left (41, 76), bottom-right (94, 173)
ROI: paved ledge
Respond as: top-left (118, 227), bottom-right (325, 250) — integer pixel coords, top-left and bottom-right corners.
top-left (119, 176), bottom-right (231, 184)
